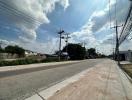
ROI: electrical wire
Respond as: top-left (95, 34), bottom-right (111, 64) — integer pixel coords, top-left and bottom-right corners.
top-left (115, 0), bottom-right (117, 24)
top-left (49, 39), bottom-right (59, 54)
top-left (109, 0), bottom-right (112, 28)
top-left (0, 1), bottom-right (42, 25)
top-left (0, 0), bottom-right (64, 55)
top-left (0, 3), bottom-right (41, 26)
top-left (119, 1), bottom-right (132, 44)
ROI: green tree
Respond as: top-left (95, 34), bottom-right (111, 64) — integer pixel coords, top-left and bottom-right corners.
top-left (62, 43), bottom-right (86, 60)
top-left (87, 48), bottom-right (96, 55)
top-left (86, 48), bottom-right (98, 58)
top-left (0, 47), bottom-right (4, 53)
top-left (5, 45), bottom-right (25, 57)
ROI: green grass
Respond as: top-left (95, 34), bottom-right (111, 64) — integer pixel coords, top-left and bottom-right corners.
top-left (0, 57), bottom-right (67, 67)
top-left (121, 64), bottom-right (132, 78)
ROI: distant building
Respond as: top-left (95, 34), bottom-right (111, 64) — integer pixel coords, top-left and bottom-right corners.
top-left (119, 50), bottom-right (132, 62)
top-left (25, 50), bottom-right (37, 57)
top-left (25, 50), bottom-right (47, 60)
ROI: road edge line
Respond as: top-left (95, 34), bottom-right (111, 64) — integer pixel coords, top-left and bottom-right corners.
top-left (25, 66), bottom-right (96, 100)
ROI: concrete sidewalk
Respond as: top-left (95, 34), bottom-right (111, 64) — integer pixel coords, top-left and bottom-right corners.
top-left (26, 59), bottom-right (132, 100)
top-left (48, 59), bottom-right (132, 100)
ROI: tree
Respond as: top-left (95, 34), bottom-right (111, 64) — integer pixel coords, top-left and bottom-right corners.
top-left (0, 47), bottom-right (4, 53)
top-left (62, 43), bottom-right (86, 60)
top-left (5, 45), bottom-right (25, 57)
top-left (87, 48), bottom-right (97, 58)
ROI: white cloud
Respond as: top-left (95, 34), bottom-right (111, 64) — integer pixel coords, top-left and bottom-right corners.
top-left (81, 0), bottom-right (131, 54)
top-left (70, 25), bottom-right (98, 48)
top-left (89, 0), bottom-right (130, 33)
top-left (100, 33), bottom-right (115, 44)
top-left (0, 38), bottom-right (60, 54)
top-left (0, 39), bottom-right (18, 48)
top-left (19, 38), bottom-right (59, 54)
top-left (60, 0), bottom-right (69, 9)
top-left (1, 0), bottom-right (131, 55)
top-left (0, 0), bottom-right (69, 42)
top-left (70, 0), bottom-right (131, 55)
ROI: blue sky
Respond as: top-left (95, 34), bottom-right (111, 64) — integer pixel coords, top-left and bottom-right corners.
top-left (0, 0), bottom-right (131, 54)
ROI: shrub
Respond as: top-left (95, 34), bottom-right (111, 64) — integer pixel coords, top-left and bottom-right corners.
top-left (0, 57), bottom-right (67, 67)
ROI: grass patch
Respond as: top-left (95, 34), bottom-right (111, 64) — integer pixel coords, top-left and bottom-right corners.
top-left (0, 57), bottom-right (67, 67)
top-left (121, 64), bottom-right (132, 78)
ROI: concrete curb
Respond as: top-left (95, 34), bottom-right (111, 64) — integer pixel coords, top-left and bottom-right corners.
top-left (0, 61), bottom-right (81, 78)
top-left (0, 61), bottom-right (81, 71)
top-left (25, 65), bottom-right (96, 100)
top-left (119, 65), bottom-right (132, 84)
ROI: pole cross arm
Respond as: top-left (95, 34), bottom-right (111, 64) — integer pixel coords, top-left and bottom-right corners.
top-left (58, 30), bottom-right (65, 34)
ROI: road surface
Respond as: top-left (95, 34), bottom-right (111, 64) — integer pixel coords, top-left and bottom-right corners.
top-left (0, 59), bottom-right (104, 100)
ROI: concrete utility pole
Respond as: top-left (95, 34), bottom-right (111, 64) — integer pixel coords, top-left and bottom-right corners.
top-left (112, 21), bottom-right (123, 64)
top-left (83, 42), bottom-right (86, 59)
top-left (83, 42), bottom-right (86, 48)
top-left (65, 33), bottom-right (71, 60)
top-left (113, 48), bottom-right (115, 60)
top-left (0, 41), bottom-right (3, 49)
top-left (58, 29), bottom-right (65, 61)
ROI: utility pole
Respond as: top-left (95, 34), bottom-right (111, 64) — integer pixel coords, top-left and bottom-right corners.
top-left (83, 42), bottom-right (86, 48)
top-left (112, 21), bottom-right (123, 64)
top-left (83, 42), bottom-right (86, 59)
top-left (0, 41), bottom-right (2, 49)
top-left (113, 48), bottom-right (115, 60)
top-left (65, 33), bottom-right (71, 60)
top-left (58, 29), bottom-right (65, 61)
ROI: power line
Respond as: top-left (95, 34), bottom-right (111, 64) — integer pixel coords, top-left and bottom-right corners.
top-left (111, 0), bottom-right (123, 63)
top-left (111, 21), bottom-right (122, 64)
top-left (0, 1), bottom-right (42, 25)
top-left (0, 5), bottom-right (39, 26)
top-left (0, 1), bottom-right (63, 34)
top-left (119, 1), bottom-right (132, 45)
top-left (0, 0), bottom-right (61, 35)
top-left (109, 0), bottom-right (112, 28)
top-left (49, 39), bottom-right (59, 54)
top-left (0, 0), bottom-right (43, 23)
top-left (114, 0), bottom-right (117, 23)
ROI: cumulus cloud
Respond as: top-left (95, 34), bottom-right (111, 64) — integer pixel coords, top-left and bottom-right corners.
top-left (100, 33), bottom-right (115, 44)
top-left (0, 0), bottom-right (131, 55)
top-left (93, 0), bottom-right (129, 33)
top-left (70, 0), bottom-right (131, 55)
top-left (19, 38), bottom-right (60, 54)
top-left (0, 39), bottom-right (18, 48)
top-left (89, 0), bottom-right (130, 33)
top-left (0, 0), bottom-right (69, 42)
top-left (71, 24), bottom-right (98, 48)
top-left (0, 38), bottom-right (60, 54)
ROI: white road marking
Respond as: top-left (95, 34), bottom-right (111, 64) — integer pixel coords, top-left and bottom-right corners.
top-left (25, 66), bottom-right (95, 100)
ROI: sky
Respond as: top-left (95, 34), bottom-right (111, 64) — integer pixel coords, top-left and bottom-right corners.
top-left (0, 0), bottom-right (131, 55)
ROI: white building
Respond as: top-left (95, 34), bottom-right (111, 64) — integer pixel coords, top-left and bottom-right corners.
top-left (25, 50), bottom-right (37, 57)
top-left (119, 50), bottom-right (132, 62)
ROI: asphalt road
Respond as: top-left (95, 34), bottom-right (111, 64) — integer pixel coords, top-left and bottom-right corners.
top-left (0, 59), bottom-right (105, 100)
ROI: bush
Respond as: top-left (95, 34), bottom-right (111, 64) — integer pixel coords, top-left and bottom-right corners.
top-left (0, 59), bottom-right (38, 67)
top-left (0, 57), bottom-right (68, 67)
